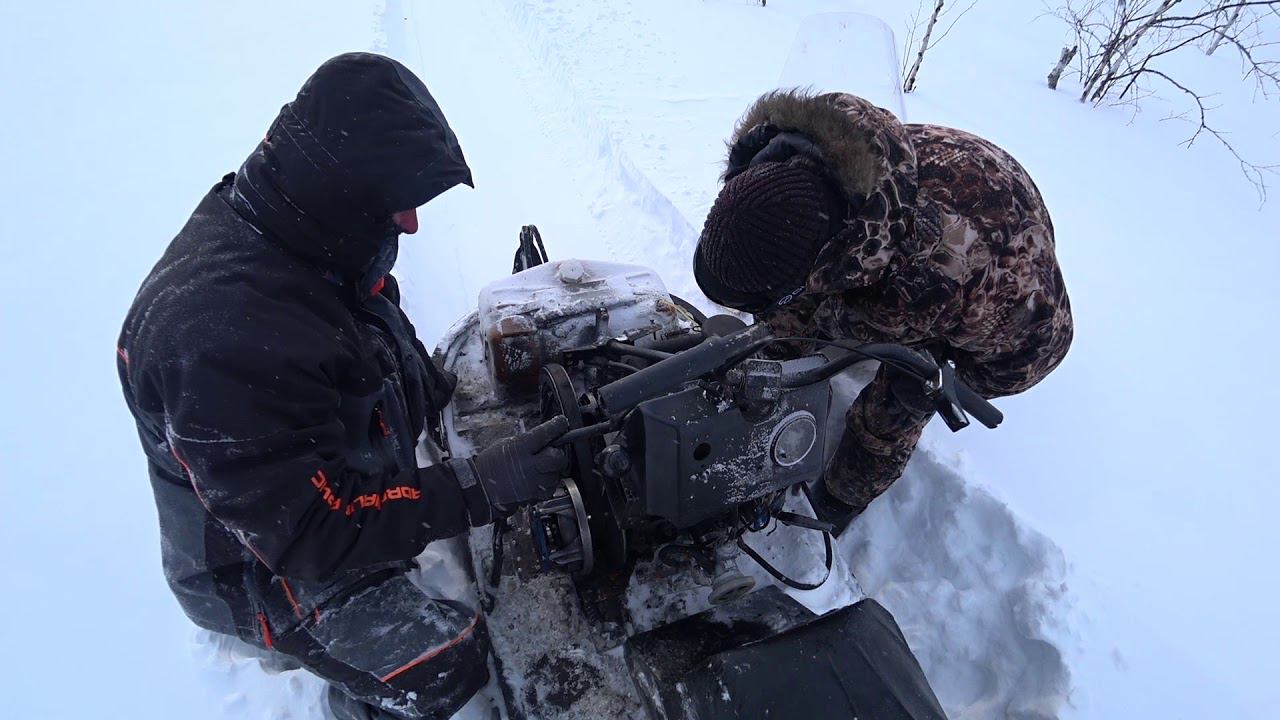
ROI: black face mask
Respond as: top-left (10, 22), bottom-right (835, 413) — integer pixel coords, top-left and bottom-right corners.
top-left (358, 227), bottom-right (401, 297)
top-left (693, 250), bottom-right (808, 315)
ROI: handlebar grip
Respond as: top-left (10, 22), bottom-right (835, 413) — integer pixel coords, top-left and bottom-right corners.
top-left (782, 342), bottom-right (939, 389)
top-left (954, 380), bottom-right (1003, 429)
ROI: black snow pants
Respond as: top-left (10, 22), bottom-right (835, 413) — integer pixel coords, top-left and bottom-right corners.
top-left (241, 561), bottom-right (490, 719)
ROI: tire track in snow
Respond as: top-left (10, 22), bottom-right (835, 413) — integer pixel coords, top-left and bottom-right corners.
top-left (386, 0), bottom-right (717, 344)
top-left (387, 1), bottom-right (620, 340)
top-left (469, 0), bottom-right (715, 310)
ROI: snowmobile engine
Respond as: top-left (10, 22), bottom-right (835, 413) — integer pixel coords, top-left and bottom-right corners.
top-left (525, 323), bottom-right (833, 583)
top-left (437, 246), bottom-right (1000, 718)
top-left (445, 252), bottom-right (1003, 604)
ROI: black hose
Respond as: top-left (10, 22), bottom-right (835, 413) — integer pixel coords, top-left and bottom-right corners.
top-left (643, 331), bottom-right (707, 354)
top-left (551, 420), bottom-right (613, 447)
top-left (605, 340), bottom-right (672, 363)
top-left (607, 361), bottom-right (639, 375)
top-left (737, 531), bottom-right (833, 592)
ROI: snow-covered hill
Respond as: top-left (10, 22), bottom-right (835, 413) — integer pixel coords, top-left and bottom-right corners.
top-left (2, 1), bottom-right (1275, 719)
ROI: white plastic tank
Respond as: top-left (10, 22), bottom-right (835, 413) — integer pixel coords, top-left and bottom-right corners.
top-left (478, 259), bottom-right (689, 396)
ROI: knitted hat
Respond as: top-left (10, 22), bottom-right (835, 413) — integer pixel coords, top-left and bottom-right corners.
top-left (694, 159), bottom-right (838, 311)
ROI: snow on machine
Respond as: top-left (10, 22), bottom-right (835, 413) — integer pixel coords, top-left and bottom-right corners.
top-left (434, 228), bottom-right (1001, 720)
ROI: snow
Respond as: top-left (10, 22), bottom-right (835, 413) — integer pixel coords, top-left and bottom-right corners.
top-left (2, 0), bottom-right (1276, 719)
top-left (0, 2), bottom-right (386, 719)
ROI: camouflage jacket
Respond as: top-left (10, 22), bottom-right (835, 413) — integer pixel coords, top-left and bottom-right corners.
top-left (733, 90), bottom-right (1073, 391)
top-left (725, 90), bottom-right (1073, 511)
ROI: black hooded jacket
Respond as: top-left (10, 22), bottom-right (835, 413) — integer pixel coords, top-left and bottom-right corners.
top-left (117, 53), bottom-right (479, 641)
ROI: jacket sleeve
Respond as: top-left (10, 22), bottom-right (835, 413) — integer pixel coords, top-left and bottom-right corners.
top-left (163, 332), bottom-right (481, 583)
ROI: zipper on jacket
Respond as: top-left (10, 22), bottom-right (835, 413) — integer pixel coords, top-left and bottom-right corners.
top-left (375, 406), bottom-right (392, 438)
top-left (371, 402), bottom-right (401, 474)
top-left (361, 308), bottom-right (414, 421)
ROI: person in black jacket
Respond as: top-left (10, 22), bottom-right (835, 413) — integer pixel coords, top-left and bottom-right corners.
top-left (117, 53), bottom-right (566, 719)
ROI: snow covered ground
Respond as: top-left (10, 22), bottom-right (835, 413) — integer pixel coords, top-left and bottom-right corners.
top-left (2, 1), bottom-right (1276, 719)
top-left (0, 3), bottom-right (386, 719)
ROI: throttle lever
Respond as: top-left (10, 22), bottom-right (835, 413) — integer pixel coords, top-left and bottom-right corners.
top-left (933, 360), bottom-right (971, 432)
top-left (930, 360), bottom-right (1004, 431)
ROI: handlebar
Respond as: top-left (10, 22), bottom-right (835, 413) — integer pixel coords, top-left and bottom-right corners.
top-left (780, 340), bottom-right (1002, 431)
top-left (595, 324), bottom-right (771, 414)
top-left (781, 343), bottom-right (939, 389)
top-left (590, 322), bottom-right (1001, 430)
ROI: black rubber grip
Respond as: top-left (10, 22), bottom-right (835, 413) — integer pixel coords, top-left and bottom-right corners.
top-left (782, 342), bottom-right (938, 389)
top-left (954, 380), bottom-right (1003, 429)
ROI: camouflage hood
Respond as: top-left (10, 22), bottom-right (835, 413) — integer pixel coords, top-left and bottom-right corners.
top-left (726, 90), bottom-right (919, 294)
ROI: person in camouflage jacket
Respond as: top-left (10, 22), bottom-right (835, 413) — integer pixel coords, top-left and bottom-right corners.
top-left (694, 89), bottom-right (1072, 524)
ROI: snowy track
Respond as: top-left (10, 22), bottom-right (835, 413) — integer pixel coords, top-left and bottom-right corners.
top-left (388, 0), bottom-right (714, 345)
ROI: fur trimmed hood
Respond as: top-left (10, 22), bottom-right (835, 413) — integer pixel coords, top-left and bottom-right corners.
top-left (726, 89), bottom-right (917, 205)
top-left (722, 90), bottom-right (920, 296)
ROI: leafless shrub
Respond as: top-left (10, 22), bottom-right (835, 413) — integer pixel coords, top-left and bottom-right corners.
top-left (1047, 1), bottom-right (1280, 199)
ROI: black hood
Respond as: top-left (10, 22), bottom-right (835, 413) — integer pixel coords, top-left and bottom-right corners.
top-left (230, 52), bottom-right (472, 279)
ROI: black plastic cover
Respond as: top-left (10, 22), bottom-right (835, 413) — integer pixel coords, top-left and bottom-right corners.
top-left (628, 593), bottom-right (947, 720)
top-left (624, 377), bottom-right (829, 528)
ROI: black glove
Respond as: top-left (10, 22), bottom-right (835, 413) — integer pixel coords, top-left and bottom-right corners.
top-left (885, 356), bottom-right (939, 419)
top-left (454, 416), bottom-right (570, 526)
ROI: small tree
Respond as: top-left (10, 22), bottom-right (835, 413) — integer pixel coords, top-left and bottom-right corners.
top-left (902, 0), bottom-right (980, 93)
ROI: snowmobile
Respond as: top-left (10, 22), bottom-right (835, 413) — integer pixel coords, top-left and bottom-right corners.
top-left (434, 227), bottom-right (1002, 720)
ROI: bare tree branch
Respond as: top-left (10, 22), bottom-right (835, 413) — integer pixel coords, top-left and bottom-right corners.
top-left (901, 1), bottom-right (979, 93)
top-left (1147, 68), bottom-right (1278, 199)
top-left (904, 1), bottom-right (945, 93)
top-left (931, 0), bottom-right (981, 47)
top-left (1049, 44), bottom-right (1081, 87)
top-left (1045, 0), bottom-right (1279, 200)
top-left (1207, 1), bottom-right (1245, 53)
top-left (902, 1), bottom-right (925, 80)
top-left (1087, 0), bottom-right (1181, 102)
